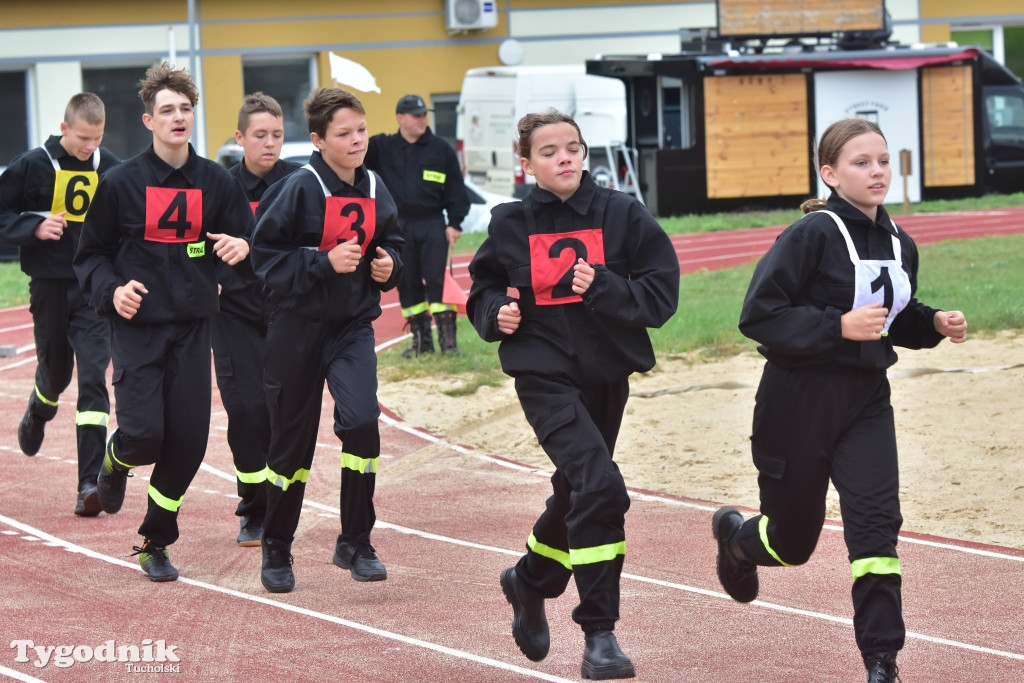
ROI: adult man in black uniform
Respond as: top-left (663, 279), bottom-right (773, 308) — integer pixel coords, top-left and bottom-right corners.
top-left (365, 94), bottom-right (469, 356)
top-left (74, 63), bottom-right (254, 582)
top-left (217, 92), bottom-right (302, 547)
top-left (0, 93), bottom-right (120, 517)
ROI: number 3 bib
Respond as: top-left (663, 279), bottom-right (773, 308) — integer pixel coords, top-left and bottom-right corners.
top-left (818, 210), bottom-right (911, 334)
top-left (303, 164), bottom-right (377, 255)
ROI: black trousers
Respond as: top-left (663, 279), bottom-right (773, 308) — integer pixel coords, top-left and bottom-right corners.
top-left (28, 278), bottom-right (110, 490)
top-left (262, 311), bottom-right (380, 547)
top-left (513, 373), bottom-right (631, 634)
top-left (735, 362), bottom-right (905, 656)
top-left (397, 216), bottom-right (447, 311)
top-left (212, 309), bottom-right (270, 520)
top-left (108, 318), bottom-right (212, 547)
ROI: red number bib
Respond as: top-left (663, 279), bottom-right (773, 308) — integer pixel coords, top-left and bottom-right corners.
top-left (528, 228), bottom-right (605, 305)
top-left (319, 196), bottom-right (376, 255)
top-left (145, 187), bottom-right (203, 243)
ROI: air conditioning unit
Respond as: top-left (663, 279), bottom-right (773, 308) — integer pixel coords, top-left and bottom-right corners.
top-left (446, 0), bottom-right (498, 31)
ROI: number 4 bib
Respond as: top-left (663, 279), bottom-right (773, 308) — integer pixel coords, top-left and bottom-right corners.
top-left (145, 187), bottom-right (203, 243)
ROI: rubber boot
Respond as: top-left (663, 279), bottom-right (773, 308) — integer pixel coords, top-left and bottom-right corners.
top-left (402, 312), bottom-right (435, 358)
top-left (435, 310), bottom-right (460, 355)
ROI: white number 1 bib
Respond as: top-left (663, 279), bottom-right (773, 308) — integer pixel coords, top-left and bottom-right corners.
top-left (818, 210), bottom-right (911, 335)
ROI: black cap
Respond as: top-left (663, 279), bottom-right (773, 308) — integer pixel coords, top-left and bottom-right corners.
top-left (396, 94), bottom-right (431, 115)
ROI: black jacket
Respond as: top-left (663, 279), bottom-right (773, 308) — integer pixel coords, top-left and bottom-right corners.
top-left (219, 159), bottom-right (302, 321)
top-left (739, 193), bottom-right (945, 370)
top-left (468, 172), bottom-right (679, 384)
top-left (74, 144), bottom-right (254, 323)
top-left (0, 136), bottom-right (121, 279)
top-left (250, 151), bottom-right (404, 322)
top-left (365, 127), bottom-right (469, 229)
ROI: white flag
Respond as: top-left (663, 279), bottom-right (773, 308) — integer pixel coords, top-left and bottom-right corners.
top-left (328, 53), bottom-right (381, 94)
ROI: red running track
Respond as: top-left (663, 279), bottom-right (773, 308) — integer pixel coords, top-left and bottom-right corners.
top-left (1, 209), bottom-right (1023, 682)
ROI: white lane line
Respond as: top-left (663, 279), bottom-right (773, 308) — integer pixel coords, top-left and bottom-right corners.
top-left (0, 664), bottom-right (47, 682)
top-left (192, 461), bottom-right (1024, 662)
top-left (374, 405), bottom-right (1024, 561)
top-left (0, 512), bottom-right (572, 683)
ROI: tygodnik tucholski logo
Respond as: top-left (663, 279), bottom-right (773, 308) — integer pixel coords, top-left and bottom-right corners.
top-left (10, 639), bottom-right (181, 671)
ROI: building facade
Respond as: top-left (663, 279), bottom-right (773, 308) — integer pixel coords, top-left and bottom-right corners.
top-left (1, 1), bottom-right (1022, 166)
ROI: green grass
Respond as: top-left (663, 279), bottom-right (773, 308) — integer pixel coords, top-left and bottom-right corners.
top-left (454, 191), bottom-right (1024, 254)
top-left (0, 263), bottom-right (29, 308)
top-left (4, 192), bottom-right (1021, 396)
top-left (394, 231), bottom-right (1024, 396)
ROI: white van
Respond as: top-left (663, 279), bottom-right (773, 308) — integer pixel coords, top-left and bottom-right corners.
top-left (456, 65), bottom-right (629, 198)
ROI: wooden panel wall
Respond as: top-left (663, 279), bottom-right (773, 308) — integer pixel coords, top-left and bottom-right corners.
top-left (704, 74), bottom-right (810, 199)
top-left (717, 0), bottom-right (884, 37)
top-left (921, 64), bottom-right (975, 187)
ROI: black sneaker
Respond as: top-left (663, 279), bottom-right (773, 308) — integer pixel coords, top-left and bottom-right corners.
top-left (17, 407), bottom-right (45, 456)
top-left (261, 540), bottom-right (295, 593)
top-left (712, 506), bottom-right (759, 603)
top-left (74, 485), bottom-right (102, 517)
top-left (333, 539), bottom-right (387, 582)
top-left (130, 540), bottom-right (179, 582)
top-left (237, 516), bottom-right (263, 547)
top-left (96, 451), bottom-right (131, 514)
top-left (865, 652), bottom-right (901, 683)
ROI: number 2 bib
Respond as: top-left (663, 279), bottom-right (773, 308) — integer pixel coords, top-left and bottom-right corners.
top-left (521, 191), bottom-right (608, 306)
top-left (818, 210), bottom-right (911, 334)
top-left (302, 164), bottom-right (377, 255)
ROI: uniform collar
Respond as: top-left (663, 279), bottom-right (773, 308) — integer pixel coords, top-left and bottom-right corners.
top-left (235, 160), bottom-right (270, 193)
top-left (309, 150), bottom-right (370, 195)
top-left (44, 135), bottom-right (70, 160)
top-left (528, 170), bottom-right (597, 216)
top-left (144, 143), bottom-right (200, 184)
top-left (826, 192), bottom-right (898, 237)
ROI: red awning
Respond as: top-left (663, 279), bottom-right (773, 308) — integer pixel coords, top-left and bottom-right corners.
top-left (708, 48), bottom-right (979, 72)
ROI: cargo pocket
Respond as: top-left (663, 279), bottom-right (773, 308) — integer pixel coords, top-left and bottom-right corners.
top-left (752, 445), bottom-right (786, 481)
top-left (525, 402), bottom-right (576, 446)
top-left (214, 354), bottom-right (234, 379)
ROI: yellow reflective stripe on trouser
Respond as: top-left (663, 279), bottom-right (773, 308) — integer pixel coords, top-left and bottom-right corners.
top-left (402, 302), bottom-right (430, 317)
top-left (106, 442), bottom-right (131, 470)
top-left (236, 466), bottom-right (268, 484)
top-left (570, 540), bottom-right (626, 567)
top-left (34, 384), bottom-right (58, 406)
top-left (148, 485), bottom-right (184, 513)
top-left (266, 467), bottom-right (310, 491)
top-left (759, 515), bottom-right (794, 567)
top-left (851, 556), bottom-right (901, 580)
top-left (341, 452), bottom-right (378, 474)
top-left (428, 302), bottom-right (457, 314)
top-left (527, 532), bottom-right (572, 571)
top-left (76, 410), bottom-right (109, 427)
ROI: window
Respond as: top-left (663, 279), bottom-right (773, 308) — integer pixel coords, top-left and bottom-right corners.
top-left (660, 76), bottom-right (695, 149)
top-left (83, 66), bottom-right (154, 160)
top-left (0, 70), bottom-right (29, 165)
top-left (242, 59), bottom-right (314, 142)
top-left (431, 93), bottom-right (460, 151)
top-left (1005, 26), bottom-right (1024, 84)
